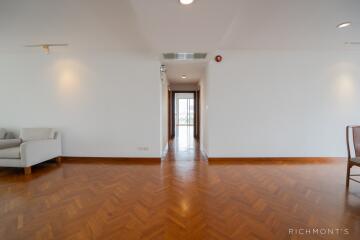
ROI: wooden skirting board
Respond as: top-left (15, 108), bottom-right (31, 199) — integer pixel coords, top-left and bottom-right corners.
top-left (62, 156), bottom-right (344, 164)
top-left (207, 157), bottom-right (345, 164)
top-left (61, 156), bottom-right (161, 165)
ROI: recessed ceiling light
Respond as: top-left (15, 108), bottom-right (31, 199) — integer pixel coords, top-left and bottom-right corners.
top-left (181, 75), bottom-right (187, 79)
top-left (179, 0), bottom-right (194, 5)
top-left (337, 22), bottom-right (352, 29)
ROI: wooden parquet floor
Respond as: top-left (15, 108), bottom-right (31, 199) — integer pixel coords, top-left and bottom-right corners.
top-left (1, 136), bottom-right (360, 239)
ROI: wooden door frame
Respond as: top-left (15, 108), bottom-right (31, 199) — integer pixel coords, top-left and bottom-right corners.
top-left (168, 89), bottom-right (172, 140)
top-left (169, 91), bottom-right (200, 139)
top-left (195, 89), bottom-right (200, 139)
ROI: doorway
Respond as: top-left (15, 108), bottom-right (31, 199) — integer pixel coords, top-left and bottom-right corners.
top-left (169, 91), bottom-right (200, 142)
top-left (175, 93), bottom-right (194, 147)
top-left (162, 61), bottom-right (204, 159)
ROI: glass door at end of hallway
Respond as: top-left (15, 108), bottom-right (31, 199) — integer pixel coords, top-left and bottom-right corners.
top-left (176, 97), bottom-right (194, 127)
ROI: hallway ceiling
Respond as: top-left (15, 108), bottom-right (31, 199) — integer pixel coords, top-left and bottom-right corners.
top-left (165, 61), bottom-right (206, 84)
top-left (0, 0), bottom-right (359, 53)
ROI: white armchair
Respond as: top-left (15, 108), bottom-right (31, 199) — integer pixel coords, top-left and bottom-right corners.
top-left (0, 128), bottom-right (62, 175)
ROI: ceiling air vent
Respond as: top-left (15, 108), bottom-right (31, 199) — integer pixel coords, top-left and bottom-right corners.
top-left (163, 52), bottom-right (207, 60)
top-left (345, 42), bottom-right (360, 45)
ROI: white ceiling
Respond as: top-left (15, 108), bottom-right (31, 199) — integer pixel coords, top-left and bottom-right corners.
top-left (165, 61), bottom-right (206, 83)
top-left (1, 0), bottom-right (359, 81)
top-left (130, 0), bottom-right (360, 51)
top-left (1, 0), bottom-right (359, 52)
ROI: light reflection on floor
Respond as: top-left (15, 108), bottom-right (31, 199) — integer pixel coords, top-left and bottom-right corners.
top-left (169, 125), bottom-right (198, 189)
top-left (175, 126), bottom-right (195, 154)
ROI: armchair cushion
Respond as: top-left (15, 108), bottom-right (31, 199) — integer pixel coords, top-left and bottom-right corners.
top-left (0, 128), bottom-right (6, 139)
top-left (0, 139), bottom-right (22, 150)
top-left (20, 128), bottom-right (55, 142)
top-left (20, 135), bottom-right (61, 167)
top-left (0, 147), bottom-right (20, 159)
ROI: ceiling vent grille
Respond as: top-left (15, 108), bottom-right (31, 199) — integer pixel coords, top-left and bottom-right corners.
top-left (163, 52), bottom-right (207, 60)
top-left (345, 42), bottom-right (360, 45)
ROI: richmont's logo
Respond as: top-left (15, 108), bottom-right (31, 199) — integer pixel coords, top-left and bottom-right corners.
top-left (289, 228), bottom-right (350, 236)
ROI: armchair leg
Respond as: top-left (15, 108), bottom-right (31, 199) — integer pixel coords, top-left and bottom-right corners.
top-left (346, 163), bottom-right (351, 189)
top-left (24, 167), bottom-right (31, 175)
top-left (56, 157), bottom-right (62, 164)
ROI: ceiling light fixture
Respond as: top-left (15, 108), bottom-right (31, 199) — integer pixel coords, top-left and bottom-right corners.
top-left (179, 0), bottom-right (194, 5)
top-left (24, 43), bottom-right (69, 54)
top-left (181, 75), bottom-right (187, 79)
top-left (337, 22), bottom-right (352, 29)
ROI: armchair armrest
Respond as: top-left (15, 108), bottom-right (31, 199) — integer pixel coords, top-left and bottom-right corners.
top-left (20, 132), bottom-right (62, 167)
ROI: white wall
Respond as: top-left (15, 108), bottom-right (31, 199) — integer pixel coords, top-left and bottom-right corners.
top-left (175, 93), bottom-right (194, 99)
top-left (170, 83), bottom-right (199, 91)
top-left (0, 51), bottom-right (162, 158)
top-left (160, 71), bottom-right (168, 157)
top-left (199, 67), bottom-right (209, 156)
top-left (207, 50), bottom-right (360, 158)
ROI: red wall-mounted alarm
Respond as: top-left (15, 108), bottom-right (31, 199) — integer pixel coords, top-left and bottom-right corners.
top-left (215, 55), bottom-right (223, 62)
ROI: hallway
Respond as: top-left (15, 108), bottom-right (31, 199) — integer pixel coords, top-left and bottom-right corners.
top-left (166, 126), bottom-right (201, 161)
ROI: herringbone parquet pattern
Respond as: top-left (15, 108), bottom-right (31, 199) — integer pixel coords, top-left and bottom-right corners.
top-left (1, 137), bottom-right (360, 239)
